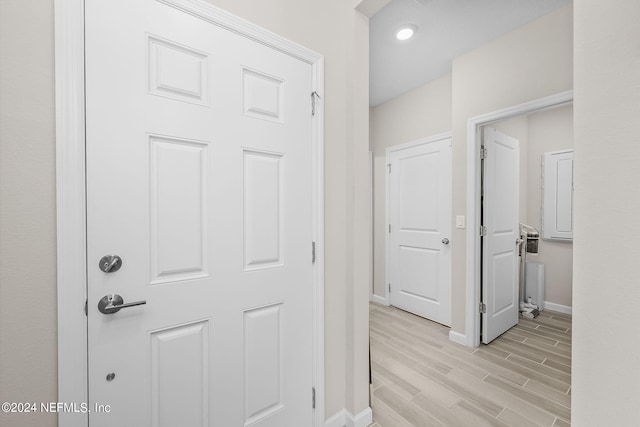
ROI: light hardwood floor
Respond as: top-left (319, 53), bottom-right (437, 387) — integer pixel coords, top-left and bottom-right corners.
top-left (369, 302), bottom-right (571, 427)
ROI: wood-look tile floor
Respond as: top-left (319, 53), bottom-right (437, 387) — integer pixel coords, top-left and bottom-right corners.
top-left (369, 302), bottom-right (571, 427)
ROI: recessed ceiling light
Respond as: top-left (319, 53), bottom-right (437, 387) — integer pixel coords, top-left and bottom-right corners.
top-left (395, 25), bottom-right (417, 41)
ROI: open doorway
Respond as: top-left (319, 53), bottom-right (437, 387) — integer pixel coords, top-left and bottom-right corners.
top-left (478, 102), bottom-right (574, 344)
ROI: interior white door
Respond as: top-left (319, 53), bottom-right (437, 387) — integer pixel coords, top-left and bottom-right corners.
top-left (388, 138), bottom-right (451, 325)
top-left (85, 1), bottom-right (314, 425)
top-left (482, 127), bottom-right (520, 344)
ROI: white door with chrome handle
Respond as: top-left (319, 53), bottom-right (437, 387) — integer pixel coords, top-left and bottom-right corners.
top-left (387, 136), bottom-right (452, 325)
top-left (85, 0), bottom-right (315, 425)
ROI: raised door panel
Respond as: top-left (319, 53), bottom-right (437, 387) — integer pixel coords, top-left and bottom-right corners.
top-left (397, 246), bottom-right (439, 302)
top-left (243, 150), bottom-right (284, 271)
top-left (242, 68), bottom-right (284, 123)
top-left (398, 152), bottom-right (439, 232)
top-left (243, 303), bottom-right (284, 426)
top-left (150, 320), bottom-right (210, 427)
top-left (149, 135), bottom-right (210, 284)
top-left (555, 158), bottom-right (573, 232)
top-left (491, 140), bottom-right (518, 235)
top-left (491, 251), bottom-right (517, 315)
top-left (148, 35), bottom-right (209, 105)
top-left (543, 150), bottom-right (574, 240)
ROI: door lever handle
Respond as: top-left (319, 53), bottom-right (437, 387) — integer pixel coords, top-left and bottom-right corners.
top-left (98, 294), bottom-right (146, 314)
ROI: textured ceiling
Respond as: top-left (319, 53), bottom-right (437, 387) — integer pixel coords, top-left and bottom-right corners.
top-left (370, 0), bottom-right (571, 106)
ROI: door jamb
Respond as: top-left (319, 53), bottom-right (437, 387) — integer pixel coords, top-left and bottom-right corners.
top-left (55, 1), bottom-right (326, 426)
top-left (464, 91), bottom-right (573, 348)
top-left (383, 132), bottom-right (452, 307)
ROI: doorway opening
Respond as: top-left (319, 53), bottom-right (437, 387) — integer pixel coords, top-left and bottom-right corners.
top-left (479, 103), bottom-right (574, 345)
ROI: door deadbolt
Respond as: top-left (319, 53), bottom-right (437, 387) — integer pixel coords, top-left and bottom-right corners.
top-left (99, 254), bottom-right (122, 273)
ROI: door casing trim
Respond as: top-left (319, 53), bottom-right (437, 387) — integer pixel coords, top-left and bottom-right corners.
top-left (55, 1), bottom-right (325, 426)
top-left (383, 132), bottom-right (452, 307)
top-left (463, 90), bottom-right (573, 348)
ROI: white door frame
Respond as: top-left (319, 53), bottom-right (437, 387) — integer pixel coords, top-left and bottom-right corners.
top-left (384, 132), bottom-right (452, 306)
top-left (369, 150), bottom-right (374, 302)
top-left (54, 1), bottom-right (325, 426)
top-left (464, 91), bottom-right (573, 347)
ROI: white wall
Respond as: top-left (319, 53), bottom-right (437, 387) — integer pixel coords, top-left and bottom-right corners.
top-left (369, 73), bottom-right (452, 299)
top-left (344, 9), bottom-right (372, 417)
top-left (0, 0), bottom-right (371, 425)
top-left (573, 0), bottom-right (640, 424)
top-left (0, 2), bottom-right (58, 427)
top-left (527, 105), bottom-right (573, 308)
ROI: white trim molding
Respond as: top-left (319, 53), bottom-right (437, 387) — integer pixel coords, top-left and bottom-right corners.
top-left (55, 0), bottom-right (88, 426)
top-left (325, 410), bottom-right (347, 427)
top-left (347, 407), bottom-right (373, 427)
top-left (448, 330), bottom-right (468, 347)
top-left (325, 407), bottom-right (373, 427)
top-left (55, 1), bottom-right (325, 426)
top-left (465, 90), bottom-right (573, 347)
top-left (544, 301), bottom-right (573, 315)
top-left (369, 150), bottom-right (374, 302)
top-left (384, 132), bottom-right (452, 308)
top-left (372, 294), bottom-right (389, 306)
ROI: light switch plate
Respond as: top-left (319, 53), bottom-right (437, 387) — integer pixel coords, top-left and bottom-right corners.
top-left (456, 215), bottom-right (465, 229)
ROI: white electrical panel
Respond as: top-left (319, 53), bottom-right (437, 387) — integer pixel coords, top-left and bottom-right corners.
top-left (542, 149), bottom-right (573, 241)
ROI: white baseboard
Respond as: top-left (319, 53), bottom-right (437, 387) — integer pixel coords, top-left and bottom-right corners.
top-left (347, 407), bottom-right (373, 427)
top-left (448, 330), bottom-right (469, 347)
top-left (325, 407), bottom-right (373, 427)
top-left (325, 410), bottom-right (346, 427)
top-left (543, 301), bottom-right (572, 315)
top-left (372, 294), bottom-right (388, 306)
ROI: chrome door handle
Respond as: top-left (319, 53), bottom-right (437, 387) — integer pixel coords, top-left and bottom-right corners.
top-left (98, 294), bottom-right (146, 314)
top-left (442, 238), bottom-right (450, 245)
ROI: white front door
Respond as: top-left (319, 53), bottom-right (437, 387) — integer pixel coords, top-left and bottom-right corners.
top-left (86, 0), bottom-right (314, 425)
top-left (388, 137), bottom-right (452, 326)
top-left (482, 127), bottom-right (520, 344)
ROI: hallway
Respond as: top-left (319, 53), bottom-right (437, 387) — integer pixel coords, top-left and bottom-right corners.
top-left (369, 303), bottom-right (571, 426)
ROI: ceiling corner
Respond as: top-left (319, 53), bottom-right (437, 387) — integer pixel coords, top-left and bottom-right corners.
top-left (355, 0), bottom-right (393, 18)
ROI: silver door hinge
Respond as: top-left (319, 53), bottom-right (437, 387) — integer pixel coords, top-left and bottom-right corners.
top-left (388, 224), bottom-right (391, 233)
top-left (480, 147), bottom-right (487, 160)
top-left (312, 241), bottom-right (316, 263)
top-left (387, 163), bottom-right (391, 173)
top-left (388, 283), bottom-right (391, 293)
top-left (479, 302), bottom-right (487, 314)
top-left (312, 387), bottom-right (316, 409)
top-left (311, 91), bottom-right (321, 117)
top-left (480, 225), bottom-right (487, 237)
top-left (85, 299), bottom-right (88, 316)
